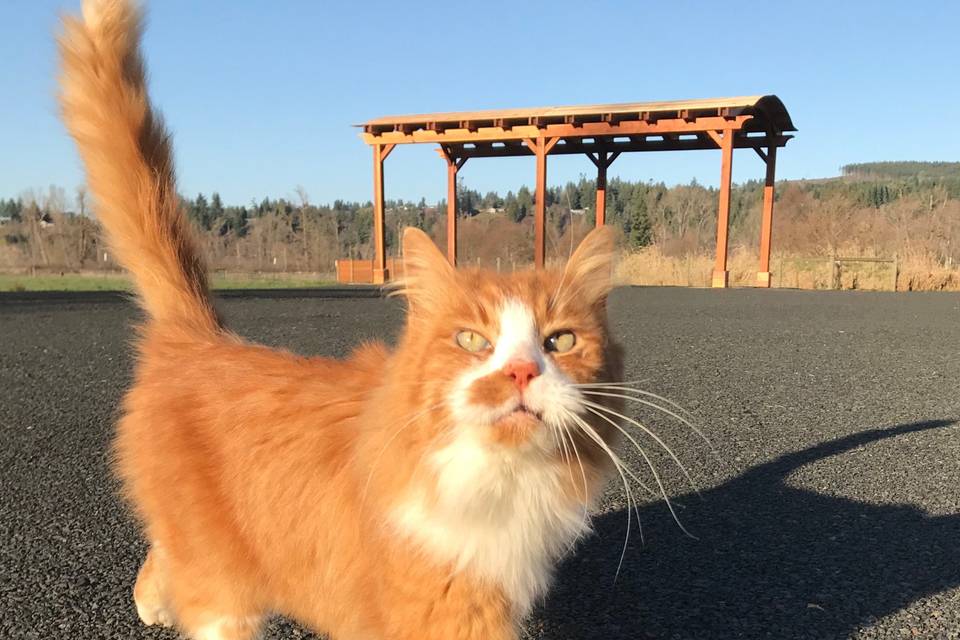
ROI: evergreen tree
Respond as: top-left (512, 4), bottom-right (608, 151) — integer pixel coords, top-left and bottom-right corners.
top-left (515, 186), bottom-right (533, 222)
top-left (625, 189), bottom-right (652, 247)
top-left (0, 198), bottom-right (23, 221)
top-left (578, 178), bottom-right (596, 213)
top-left (210, 192), bottom-right (225, 221)
top-left (190, 193), bottom-right (211, 229)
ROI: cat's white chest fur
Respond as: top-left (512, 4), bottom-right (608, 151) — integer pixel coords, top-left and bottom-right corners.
top-left (389, 428), bottom-right (589, 615)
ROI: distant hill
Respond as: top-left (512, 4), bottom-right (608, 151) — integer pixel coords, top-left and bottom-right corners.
top-left (841, 161), bottom-right (960, 180)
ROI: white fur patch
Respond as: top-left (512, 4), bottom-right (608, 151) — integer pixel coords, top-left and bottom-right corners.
top-left (392, 435), bottom-right (588, 615)
top-left (391, 299), bottom-right (592, 614)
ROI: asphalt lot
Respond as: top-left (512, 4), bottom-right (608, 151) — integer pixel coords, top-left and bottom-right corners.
top-left (2, 287), bottom-right (959, 639)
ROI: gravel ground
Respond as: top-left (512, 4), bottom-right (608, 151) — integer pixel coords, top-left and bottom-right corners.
top-left (1, 288), bottom-right (959, 640)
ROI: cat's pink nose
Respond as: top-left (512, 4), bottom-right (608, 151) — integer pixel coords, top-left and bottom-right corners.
top-left (502, 360), bottom-right (540, 391)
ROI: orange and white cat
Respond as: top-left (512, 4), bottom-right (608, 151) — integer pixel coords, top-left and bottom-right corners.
top-left (58, 1), bottom-right (626, 638)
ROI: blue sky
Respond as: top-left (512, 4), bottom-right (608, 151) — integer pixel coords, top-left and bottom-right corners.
top-left (1, 0), bottom-right (958, 207)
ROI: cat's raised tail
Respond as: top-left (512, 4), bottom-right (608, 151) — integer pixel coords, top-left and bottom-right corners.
top-left (58, 0), bottom-right (219, 333)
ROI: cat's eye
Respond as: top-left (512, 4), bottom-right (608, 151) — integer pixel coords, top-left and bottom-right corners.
top-left (455, 330), bottom-right (491, 353)
top-left (544, 331), bottom-right (576, 353)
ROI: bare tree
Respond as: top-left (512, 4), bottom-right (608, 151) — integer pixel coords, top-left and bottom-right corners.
top-left (75, 185), bottom-right (88, 217)
top-left (295, 185), bottom-right (310, 270)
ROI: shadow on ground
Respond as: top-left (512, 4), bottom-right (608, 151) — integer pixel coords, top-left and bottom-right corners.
top-left (537, 419), bottom-right (960, 639)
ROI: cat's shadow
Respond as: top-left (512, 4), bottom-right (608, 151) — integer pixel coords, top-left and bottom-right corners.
top-left (536, 419), bottom-right (960, 639)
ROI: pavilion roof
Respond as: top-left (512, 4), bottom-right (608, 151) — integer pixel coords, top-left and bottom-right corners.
top-left (358, 95), bottom-right (796, 138)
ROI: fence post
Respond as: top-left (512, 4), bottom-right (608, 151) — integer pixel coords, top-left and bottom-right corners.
top-left (832, 256), bottom-right (841, 290)
top-left (892, 254), bottom-right (900, 292)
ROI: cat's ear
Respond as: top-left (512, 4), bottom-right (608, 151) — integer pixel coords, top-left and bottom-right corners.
top-left (560, 225), bottom-right (619, 307)
top-left (394, 227), bottom-right (456, 313)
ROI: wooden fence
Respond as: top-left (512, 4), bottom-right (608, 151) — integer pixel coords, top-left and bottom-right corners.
top-left (831, 256), bottom-right (900, 291)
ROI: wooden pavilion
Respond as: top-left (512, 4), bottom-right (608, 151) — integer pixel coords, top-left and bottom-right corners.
top-left (345, 95), bottom-right (795, 287)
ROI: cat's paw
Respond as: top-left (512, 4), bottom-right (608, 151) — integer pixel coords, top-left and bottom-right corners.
top-left (135, 600), bottom-right (175, 628)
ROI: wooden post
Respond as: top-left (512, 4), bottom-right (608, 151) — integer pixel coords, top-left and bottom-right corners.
top-left (446, 159), bottom-right (458, 265)
top-left (534, 138), bottom-right (547, 268)
top-left (587, 150), bottom-right (618, 227)
top-left (596, 153), bottom-right (607, 227)
top-left (372, 143), bottom-right (394, 284)
top-left (757, 144), bottom-right (777, 287)
top-left (524, 136), bottom-right (559, 268)
top-left (437, 147), bottom-right (466, 266)
top-left (712, 131), bottom-right (734, 288)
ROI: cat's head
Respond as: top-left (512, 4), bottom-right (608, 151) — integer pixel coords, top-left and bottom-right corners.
top-left (390, 226), bottom-right (622, 457)
top-left (367, 227), bottom-right (624, 611)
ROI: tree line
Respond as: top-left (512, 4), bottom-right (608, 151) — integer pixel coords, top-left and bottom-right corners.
top-left (2, 161), bottom-right (958, 273)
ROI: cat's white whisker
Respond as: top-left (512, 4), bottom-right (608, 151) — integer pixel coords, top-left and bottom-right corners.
top-left (583, 406), bottom-right (698, 540)
top-left (563, 420), bottom-right (592, 534)
top-left (574, 382), bottom-right (697, 421)
top-left (568, 413), bottom-right (656, 500)
top-left (562, 409), bottom-right (642, 581)
top-left (560, 418), bottom-right (591, 508)
top-left (552, 421), bottom-right (590, 557)
top-left (580, 399), bottom-right (700, 497)
top-left (551, 421), bottom-right (578, 496)
top-left (573, 379), bottom-right (651, 389)
top-left (577, 387), bottom-right (714, 452)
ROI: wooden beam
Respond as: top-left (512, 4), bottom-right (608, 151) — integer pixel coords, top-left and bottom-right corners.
top-left (757, 144), bottom-right (777, 287)
top-left (380, 143), bottom-right (396, 161)
top-left (753, 146), bottom-right (768, 163)
top-left (443, 133), bottom-right (791, 159)
top-left (712, 131), bottom-right (734, 288)
top-left (705, 129), bottom-right (724, 147)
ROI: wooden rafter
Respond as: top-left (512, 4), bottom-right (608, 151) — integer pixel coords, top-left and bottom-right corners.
top-left (362, 115), bottom-right (756, 146)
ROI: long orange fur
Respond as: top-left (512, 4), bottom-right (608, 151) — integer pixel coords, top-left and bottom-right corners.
top-left (58, 2), bottom-right (624, 638)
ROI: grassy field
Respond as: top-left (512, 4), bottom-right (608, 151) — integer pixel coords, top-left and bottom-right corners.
top-left (616, 246), bottom-right (960, 291)
top-left (0, 271), bottom-right (336, 292)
